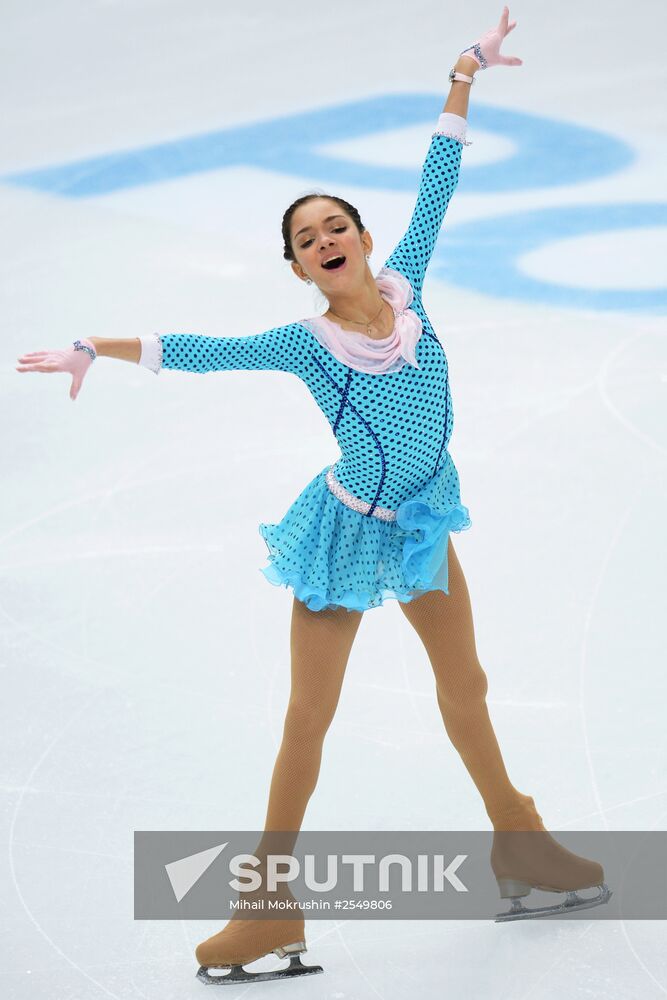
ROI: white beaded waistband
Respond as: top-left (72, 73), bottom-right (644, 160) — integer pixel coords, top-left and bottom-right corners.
top-left (325, 466), bottom-right (397, 522)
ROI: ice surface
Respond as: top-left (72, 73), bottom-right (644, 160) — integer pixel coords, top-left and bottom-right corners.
top-left (2, 1), bottom-right (666, 998)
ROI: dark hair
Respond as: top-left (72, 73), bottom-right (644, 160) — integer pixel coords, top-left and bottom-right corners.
top-left (281, 192), bottom-right (365, 262)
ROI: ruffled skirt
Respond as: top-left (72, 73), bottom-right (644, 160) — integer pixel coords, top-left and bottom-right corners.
top-left (258, 453), bottom-right (471, 613)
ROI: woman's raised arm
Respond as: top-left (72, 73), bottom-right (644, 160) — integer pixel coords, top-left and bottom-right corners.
top-left (381, 6), bottom-right (522, 296)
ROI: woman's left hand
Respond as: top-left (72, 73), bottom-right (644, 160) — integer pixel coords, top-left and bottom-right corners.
top-left (460, 5), bottom-right (522, 70)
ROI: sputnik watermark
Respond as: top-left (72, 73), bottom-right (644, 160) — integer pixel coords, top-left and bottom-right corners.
top-left (226, 853), bottom-right (469, 894)
top-left (135, 830), bottom-right (641, 920)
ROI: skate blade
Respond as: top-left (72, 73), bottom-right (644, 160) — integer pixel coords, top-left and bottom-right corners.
top-left (495, 882), bottom-right (612, 922)
top-left (196, 945), bottom-right (324, 985)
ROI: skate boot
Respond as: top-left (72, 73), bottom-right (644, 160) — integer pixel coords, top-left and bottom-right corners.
top-left (195, 876), bottom-right (323, 985)
top-left (491, 795), bottom-right (612, 921)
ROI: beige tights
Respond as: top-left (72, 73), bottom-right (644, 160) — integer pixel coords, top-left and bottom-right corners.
top-left (196, 537), bottom-right (536, 968)
top-left (398, 538), bottom-right (538, 831)
top-left (195, 599), bottom-right (363, 968)
top-left (262, 545), bottom-right (535, 839)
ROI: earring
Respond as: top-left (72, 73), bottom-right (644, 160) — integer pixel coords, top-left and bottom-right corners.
top-left (306, 278), bottom-right (312, 285)
top-left (365, 253), bottom-right (370, 260)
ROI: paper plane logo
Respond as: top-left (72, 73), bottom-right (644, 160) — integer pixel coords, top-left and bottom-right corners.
top-left (165, 842), bottom-right (228, 902)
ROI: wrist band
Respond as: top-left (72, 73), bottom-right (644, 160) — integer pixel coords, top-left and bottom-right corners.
top-left (449, 70), bottom-right (475, 85)
top-left (449, 66), bottom-right (475, 85)
top-left (73, 339), bottom-right (97, 361)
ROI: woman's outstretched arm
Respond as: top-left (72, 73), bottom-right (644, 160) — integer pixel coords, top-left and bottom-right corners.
top-left (16, 323), bottom-right (313, 401)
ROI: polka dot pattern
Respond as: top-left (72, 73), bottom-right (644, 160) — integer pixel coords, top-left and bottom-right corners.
top-left (159, 134), bottom-right (471, 611)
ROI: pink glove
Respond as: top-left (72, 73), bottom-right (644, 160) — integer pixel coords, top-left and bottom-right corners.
top-left (460, 5), bottom-right (522, 69)
top-left (16, 337), bottom-right (97, 401)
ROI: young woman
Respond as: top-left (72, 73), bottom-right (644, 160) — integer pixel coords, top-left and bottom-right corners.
top-left (16, 7), bottom-right (609, 986)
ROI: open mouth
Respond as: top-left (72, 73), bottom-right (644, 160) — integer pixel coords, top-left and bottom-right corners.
top-left (321, 255), bottom-right (346, 271)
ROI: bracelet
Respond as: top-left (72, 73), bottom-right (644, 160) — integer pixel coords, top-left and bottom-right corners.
top-left (449, 68), bottom-right (475, 85)
top-left (73, 338), bottom-right (97, 362)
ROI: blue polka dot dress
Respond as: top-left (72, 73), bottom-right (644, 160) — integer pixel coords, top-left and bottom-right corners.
top-left (142, 122), bottom-right (472, 612)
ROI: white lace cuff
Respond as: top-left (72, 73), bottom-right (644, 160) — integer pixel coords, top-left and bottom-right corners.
top-left (139, 334), bottom-right (163, 374)
top-left (433, 112), bottom-right (472, 146)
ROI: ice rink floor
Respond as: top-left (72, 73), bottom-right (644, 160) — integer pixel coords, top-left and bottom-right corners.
top-left (2, 1), bottom-right (666, 998)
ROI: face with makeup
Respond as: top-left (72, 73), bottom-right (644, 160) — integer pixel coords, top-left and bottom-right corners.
top-left (289, 198), bottom-right (374, 296)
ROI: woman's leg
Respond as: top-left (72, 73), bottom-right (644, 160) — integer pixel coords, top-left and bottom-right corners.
top-left (398, 538), bottom-right (538, 831)
top-left (196, 598), bottom-right (364, 969)
top-left (399, 542), bottom-right (608, 911)
top-left (255, 596), bottom-right (364, 853)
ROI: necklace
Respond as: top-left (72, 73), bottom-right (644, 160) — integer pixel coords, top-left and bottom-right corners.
top-left (327, 298), bottom-right (388, 337)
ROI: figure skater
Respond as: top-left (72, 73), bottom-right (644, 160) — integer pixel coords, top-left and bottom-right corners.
top-left (16, 6), bottom-right (610, 987)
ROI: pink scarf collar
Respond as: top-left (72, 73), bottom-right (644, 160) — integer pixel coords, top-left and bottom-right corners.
top-left (299, 267), bottom-right (423, 374)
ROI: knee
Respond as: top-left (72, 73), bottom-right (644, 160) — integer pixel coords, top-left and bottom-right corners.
top-left (437, 660), bottom-right (489, 710)
top-left (282, 698), bottom-right (334, 746)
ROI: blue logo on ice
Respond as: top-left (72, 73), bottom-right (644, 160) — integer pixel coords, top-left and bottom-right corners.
top-left (4, 94), bottom-right (664, 311)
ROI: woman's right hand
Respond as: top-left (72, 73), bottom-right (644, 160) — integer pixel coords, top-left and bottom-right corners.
top-left (16, 338), bottom-right (97, 401)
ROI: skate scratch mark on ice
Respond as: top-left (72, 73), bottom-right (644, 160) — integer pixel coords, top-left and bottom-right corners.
top-left (0, 542), bottom-right (237, 573)
top-left (489, 699), bottom-right (571, 709)
top-left (353, 680), bottom-right (432, 698)
top-left (0, 443), bottom-right (244, 554)
top-left (577, 486), bottom-right (667, 993)
top-left (515, 923), bottom-right (595, 1000)
top-left (471, 382), bottom-right (588, 420)
top-left (82, 783), bottom-right (128, 940)
top-left (608, 790), bottom-right (667, 812)
top-left (133, 561), bottom-right (186, 606)
top-left (562, 790), bottom-right (667, 828)
top-left (0, 783), bottom-right (198, 806)
top-left (597, 330), bottom-right (667, 457)
top-left (355, 682), bottom-right (570, 710)
top-left (620, 883), bottom-right (667, 995)
top-left (342, 719), bottom-right (440, 742)
top-left (619, 794), bottom-right (667, 995)
top-left (8, 841), bottom-right (128, 861)
top-left (128, 962), bottom-right (151, 1000)
top-left (308, 919), bottom-right (347, 947)
top-left (7, 689), bottom-right (124, 1000)
top-left (334, 924), bottom-right (388, 1000)
top-left (0, 486), bottom-right (129, 548)
top-left (494, 381), bottom-right (598, 451)
top-left (578, 491), bottom-right (640, 828)
top-left (384, 957), bottom-right (420, 983)
top-left (81, 442), bottom-right (147, 722)
top-left (0, 592), bottom-right (83, 663)
top-left (0, 453), bottom-right (196, 548)
top-left (359, 735), bottom-right (401, 749)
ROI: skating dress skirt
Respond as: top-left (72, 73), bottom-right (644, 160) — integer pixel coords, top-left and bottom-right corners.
top-left (151, 126), bottom-right (471, 612)
top-left (258, 451), bottom-right (469, 612)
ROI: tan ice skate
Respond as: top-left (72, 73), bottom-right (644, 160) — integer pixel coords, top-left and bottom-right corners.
top-left (491, 797), bottom-right (612, 921)
top-left (195, 873), bottom-right (323, 985)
